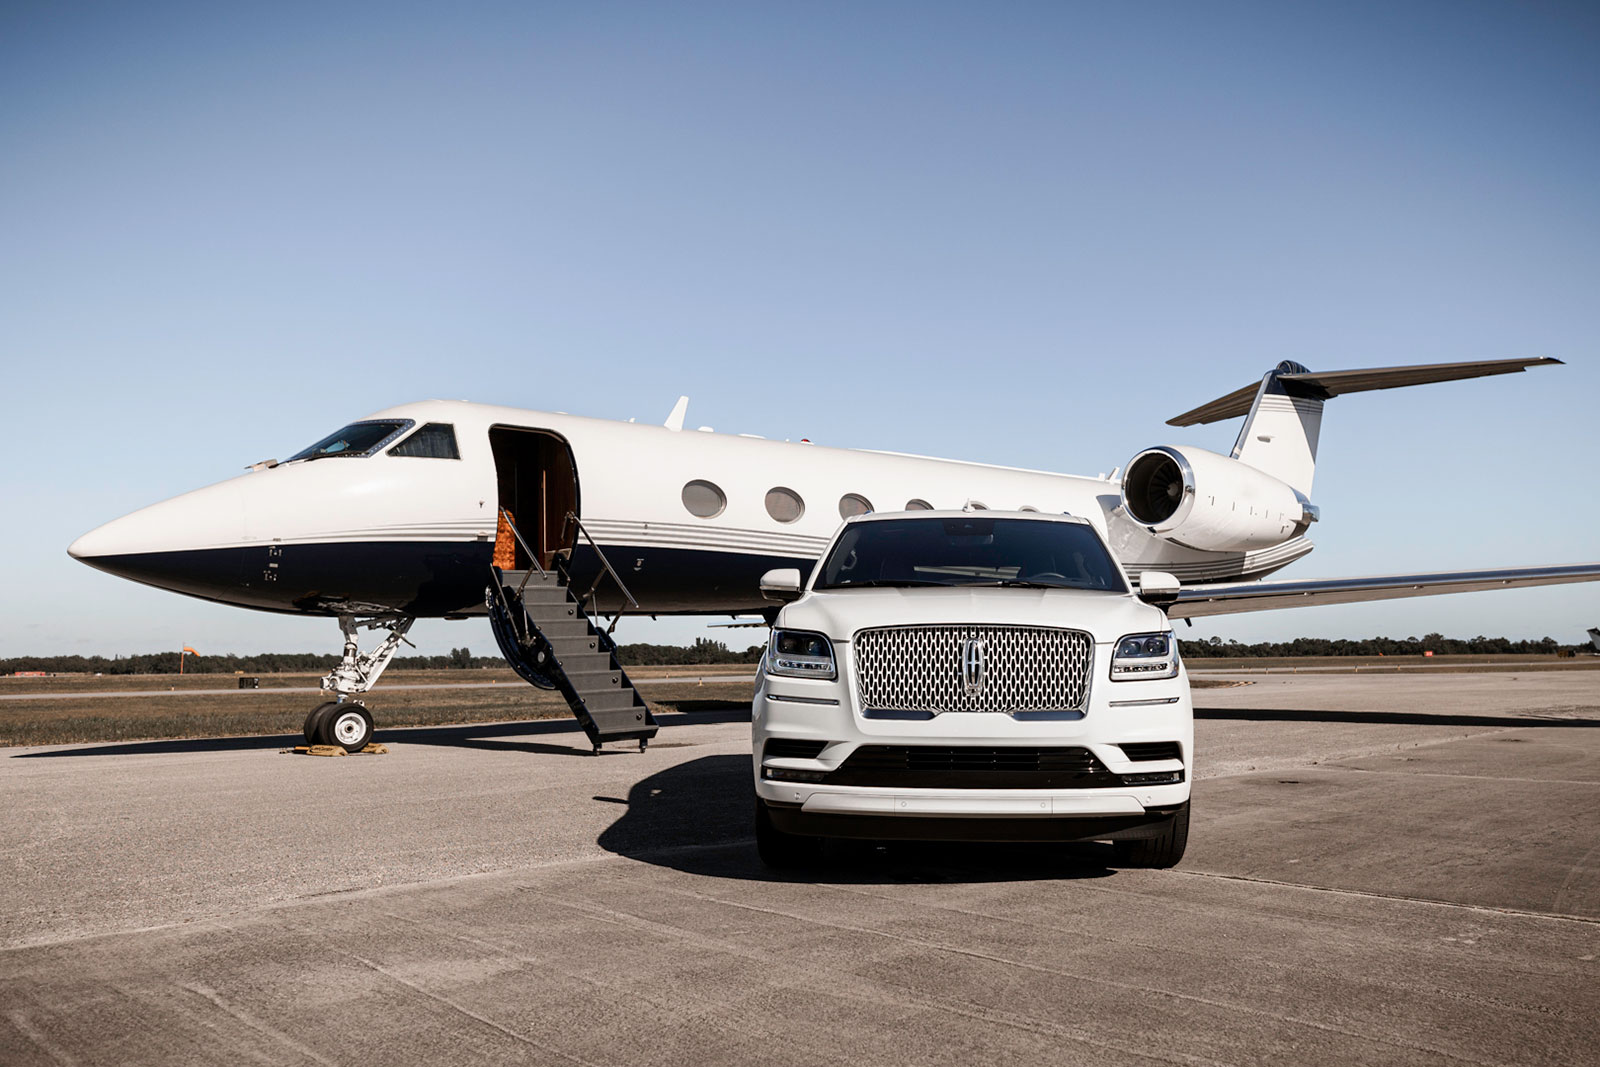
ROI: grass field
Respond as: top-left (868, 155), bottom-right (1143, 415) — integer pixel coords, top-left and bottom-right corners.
top-left (0, 664), bottom-right (752, 696)
top-left (0, 676), bottom-right (756, 749)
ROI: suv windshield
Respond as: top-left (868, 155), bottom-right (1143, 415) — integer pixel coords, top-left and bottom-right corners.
top-left (816, 516), bottom-right (1127, 593)
top-left (288, 420), bottom-right (413, 462)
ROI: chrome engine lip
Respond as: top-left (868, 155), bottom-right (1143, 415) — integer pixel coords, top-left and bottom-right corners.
top-left (1120, 446), bottom-right (1196, 532)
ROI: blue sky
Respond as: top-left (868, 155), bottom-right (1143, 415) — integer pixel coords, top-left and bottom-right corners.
top-left (2, 1), bottom-right (1596, 658)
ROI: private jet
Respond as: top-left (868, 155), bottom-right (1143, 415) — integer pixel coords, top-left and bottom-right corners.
top-left (68, 357), bottom-right (1600, 752)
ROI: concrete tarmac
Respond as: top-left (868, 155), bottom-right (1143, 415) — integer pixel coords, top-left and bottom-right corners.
top-left (1, 673), bottom-right (1597, 1065)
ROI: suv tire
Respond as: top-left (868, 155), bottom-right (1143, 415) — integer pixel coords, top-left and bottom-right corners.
top-left (755, 800), bottom-right (823, 869)
top-left (1111, 800), bottom-right (1190, 868)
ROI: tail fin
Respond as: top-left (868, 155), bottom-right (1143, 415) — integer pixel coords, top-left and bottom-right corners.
top-left (1167, 357), bottom-right (1562, 497)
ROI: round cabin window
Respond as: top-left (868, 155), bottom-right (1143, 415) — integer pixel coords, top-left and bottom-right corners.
top-left (904, 499), bottom-right (932, 511)
top-left (682, 480), bottom-right (726, 519)
top-left (765, 487), bottom-right (805, 524)
top-left (839, 493), bottom-right (873, 519)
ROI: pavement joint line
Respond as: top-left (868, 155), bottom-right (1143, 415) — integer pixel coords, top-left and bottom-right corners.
top-left (0, 849), bottom-right (632, 952)
top-left (178, 982), bottom-right (338, 1067)
top-left (813, 879), bottom-right (1587, 1022)
top-left (4, 1008), bottom-right (77, 1066)
top-left (549, 885), bottom-right (1235, 1067)
top-left (1171, 869), bottom-right (1600, 926)
top-left (1335, 767), bottom-right (1600, 786)
top-left (639, 881), bottom-right (1512, 1066)
top-left (1196, 723), bottom-right (1560, 781)
top-left (1553, 841), bottom-right (1600, 916)
top-left (345, 952), bottom-right (606, 1066)
top-left (374, 907), bottom-right (865, 1066)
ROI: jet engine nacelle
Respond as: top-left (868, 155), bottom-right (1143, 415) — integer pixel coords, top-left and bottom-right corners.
top-left (1120, 445), bottom-right (1313, 553)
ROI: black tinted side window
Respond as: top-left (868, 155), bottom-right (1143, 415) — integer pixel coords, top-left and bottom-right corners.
top-left (389, 423), bottom-right (460, 459)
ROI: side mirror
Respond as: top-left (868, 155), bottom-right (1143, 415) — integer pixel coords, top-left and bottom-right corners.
top-left (1136, 570), bottom-right (1181, 609)
top-left (759, 567), bottom-right (804, 603)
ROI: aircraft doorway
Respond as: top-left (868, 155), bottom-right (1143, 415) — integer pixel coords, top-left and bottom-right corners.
top-left (489, 427), bottom-right (579, 571)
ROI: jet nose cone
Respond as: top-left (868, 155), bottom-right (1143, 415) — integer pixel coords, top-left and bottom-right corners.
top-left (67, 480), bottom-right (252, 598)
top-left (68, 523), bottom-right (118, 561)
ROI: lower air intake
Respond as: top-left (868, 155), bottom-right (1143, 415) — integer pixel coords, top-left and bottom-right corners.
top-left (824, 745), bottom-right (1115, 789)
top-left (1119, 741), bottom-right (1183, 762)
top-left (764, 738), bottom-right (828, 761)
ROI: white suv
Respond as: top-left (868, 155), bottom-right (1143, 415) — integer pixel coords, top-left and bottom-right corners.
top-left (752, 511), bottom-right (1192, 868)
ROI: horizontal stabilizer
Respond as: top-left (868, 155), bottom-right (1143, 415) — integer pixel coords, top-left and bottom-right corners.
top-left (1169, 562), bottom-right (1600, 619)
top-left (1169, 357), bottom-right (1563, 427)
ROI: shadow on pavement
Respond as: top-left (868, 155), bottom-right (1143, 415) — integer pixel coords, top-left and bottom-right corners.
top-left (1195, 707), bottom-right (1600, 728)
top-left (12, 733), bottom-right (299, 757)
top-left (11, 706), bottom-right (752, 758)
top-left (597, 753), bottom-right (1119, 885)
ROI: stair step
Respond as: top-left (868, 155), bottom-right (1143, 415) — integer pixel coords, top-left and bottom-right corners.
top-left (500, 569), bottom-right (559, 584)
top-left (547, 635), bottom-right (602, 657)
top-left (530, 619), bottom-right (593, 639)
top-left (553, 651), bottom-right (613, 675)
top-left (521, 602), bottom-right (582, 622)
top-left (566, 668), bottom-right (623, 690)
top-left (507, 584), bottom-right (571, 606)
top-left (584, 689), bottom-right (646, 715)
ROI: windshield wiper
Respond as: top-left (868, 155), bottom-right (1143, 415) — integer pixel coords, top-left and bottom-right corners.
top-left (823, 579), bottom-right (951, 589)
top-left (956, 579), bottom-right (1077, 589)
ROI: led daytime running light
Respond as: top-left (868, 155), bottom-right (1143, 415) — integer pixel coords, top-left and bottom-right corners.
top-left (768, 628), bottom-right (837, 681)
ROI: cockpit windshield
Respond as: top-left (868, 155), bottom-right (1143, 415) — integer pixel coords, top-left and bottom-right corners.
top-left (389, 422), bottom-right (460, 459)
top-left (816, 516), bottom-right (1128, 593)
top-left (288, 420), bottom-right (413, 462)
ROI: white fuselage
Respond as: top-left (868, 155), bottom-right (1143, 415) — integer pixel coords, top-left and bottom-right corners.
top-left (67, 399), bottom-right (1312, 617)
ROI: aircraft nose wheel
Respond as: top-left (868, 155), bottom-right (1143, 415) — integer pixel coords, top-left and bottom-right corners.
top-left (326, 704), bottom-right (374, 752)
top-left (303, 701), bottom-right (373, 752)
top-left (303, 701), bottom-right (341, 745)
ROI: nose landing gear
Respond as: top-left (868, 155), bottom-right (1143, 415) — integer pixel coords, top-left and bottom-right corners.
top-left (304, 615), bottom-right (414, 752)
top-left (302, 700), bottom-right (375, 751)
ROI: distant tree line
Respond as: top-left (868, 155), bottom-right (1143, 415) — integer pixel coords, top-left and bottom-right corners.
top-left (609, 637), bottom-right (765, 666)
top-left (3, 634), bottom-right (1584, 675)
top-left (1179, 633), bottom-right (1573, 658)
top-left (0, 638), bottom-right (766, 675)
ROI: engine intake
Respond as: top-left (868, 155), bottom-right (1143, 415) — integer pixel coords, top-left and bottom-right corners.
top-left (1121, 446), bottom-right (1313, 553)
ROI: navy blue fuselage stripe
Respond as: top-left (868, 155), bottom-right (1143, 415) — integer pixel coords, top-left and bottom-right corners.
top-left (77, 542), bottom-right (818, 617)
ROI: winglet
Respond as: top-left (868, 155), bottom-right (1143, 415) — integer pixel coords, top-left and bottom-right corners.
top-left (664, 396), bottom-right (689, 432)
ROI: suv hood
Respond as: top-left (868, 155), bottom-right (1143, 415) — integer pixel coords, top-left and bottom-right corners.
top-left (780, 587), bottom-right (1170, 644)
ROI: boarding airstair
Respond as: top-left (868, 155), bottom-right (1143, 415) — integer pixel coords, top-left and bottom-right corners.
top-left (487, 511), bottom-right (658, 753)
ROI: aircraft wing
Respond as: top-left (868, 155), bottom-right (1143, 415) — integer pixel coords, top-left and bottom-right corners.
top-left (1168, 562), bottom-right (1600, 619)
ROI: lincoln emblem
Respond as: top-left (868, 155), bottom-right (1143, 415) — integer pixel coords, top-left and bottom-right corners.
top-left (961, 637), bottom-right (987, 697)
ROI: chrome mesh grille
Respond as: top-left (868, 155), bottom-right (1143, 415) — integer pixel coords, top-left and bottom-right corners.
top-left (853, 625), bottom-right (1093, 714)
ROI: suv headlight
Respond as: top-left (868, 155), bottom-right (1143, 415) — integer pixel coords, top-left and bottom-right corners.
top-left (1110, 631), bottom-right (1178, 681)
top-left (767, 629), bottom-right (837, 680)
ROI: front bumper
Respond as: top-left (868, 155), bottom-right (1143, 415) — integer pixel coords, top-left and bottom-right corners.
top-left (753, 648), bottom-right (1194, 840)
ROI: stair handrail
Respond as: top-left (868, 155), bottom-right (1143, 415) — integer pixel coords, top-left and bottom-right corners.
top-left (496, 507), bottom-right (546, 596)
top-left (563, 511), bottom-right (638, 635)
